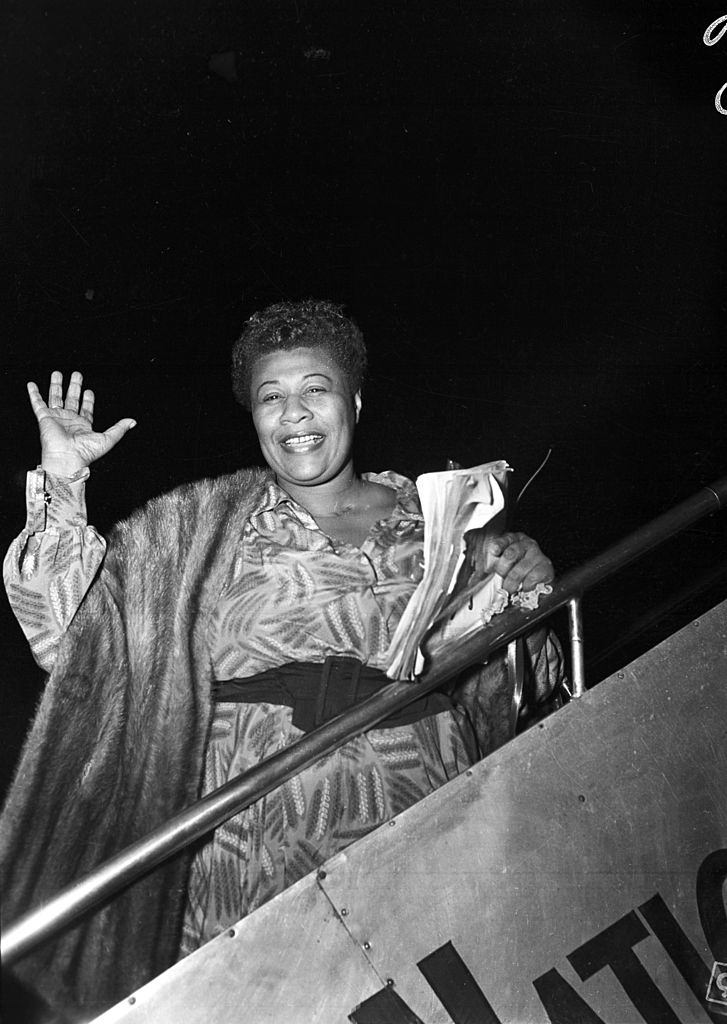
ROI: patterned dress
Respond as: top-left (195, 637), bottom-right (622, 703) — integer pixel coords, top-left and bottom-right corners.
top-left (4, 468), bottom-right (479, 955)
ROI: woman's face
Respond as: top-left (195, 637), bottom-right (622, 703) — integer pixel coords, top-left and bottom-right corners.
top-left (250, 346), bottom-right (362, 491)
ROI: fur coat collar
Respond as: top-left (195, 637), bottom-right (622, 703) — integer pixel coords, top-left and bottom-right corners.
top-left (1, 467), bottom-right (271, 1021)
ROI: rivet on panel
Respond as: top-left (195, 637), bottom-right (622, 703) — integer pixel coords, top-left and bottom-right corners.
top-left (318, 869), bottom-right (327, 880)
top-left (228, 928), bottom-right (236, 937)
top-left (388, 819), bottom-right (396, 827)
top-left (578, 794), bottom-right (586, 803)
top-left (340, 907), bottom-right (348, 916)
top-left (386, 978), bottom-right (395, 987)
top-left (363, 941), bottom-right (371, 950)
top-left (617, 672), bottom-right (625, 679)
top-left (128, 996), bottom-right (136, 1005)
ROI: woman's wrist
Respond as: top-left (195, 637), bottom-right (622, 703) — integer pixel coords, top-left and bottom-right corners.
top-left (40, 455), bottom-right (89, 479)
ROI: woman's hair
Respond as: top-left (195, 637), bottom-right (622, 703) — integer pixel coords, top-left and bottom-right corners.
top-left (231, 299), bottom-right (368, 409)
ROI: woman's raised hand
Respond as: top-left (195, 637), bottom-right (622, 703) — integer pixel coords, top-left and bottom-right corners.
top-left (28, 370), bottom-right (137, 477)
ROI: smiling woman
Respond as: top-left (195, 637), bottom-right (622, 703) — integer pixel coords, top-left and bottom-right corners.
top-left (1, 299), bottom-right (563, 1021)
top-left (249, 345), bottom-right (399, 546)
top-left (250, 347), bottom-right (362, 494)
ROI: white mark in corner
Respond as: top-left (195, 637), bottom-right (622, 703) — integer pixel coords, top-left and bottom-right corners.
top-left (703, 15), bottom-right (727, 115)
top-left (704, 15), bottom-right (727, 46)
top-left (706, 961), bottom-right (727, 1005)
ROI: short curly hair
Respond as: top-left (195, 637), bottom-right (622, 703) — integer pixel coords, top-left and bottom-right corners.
top-left (231, 299), bottom-right (367, 409)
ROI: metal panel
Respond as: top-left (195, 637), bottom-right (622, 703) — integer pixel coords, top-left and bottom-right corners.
top-left (91, 871), bottom-right (384, 1024)
top-left (92, 600), bottom-right (727, 1024)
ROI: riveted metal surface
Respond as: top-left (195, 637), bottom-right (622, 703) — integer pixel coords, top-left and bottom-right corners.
top-left (91, 872), bottom-right (383, 1024)
top-left (92, 599), bottom-right (727, 1024)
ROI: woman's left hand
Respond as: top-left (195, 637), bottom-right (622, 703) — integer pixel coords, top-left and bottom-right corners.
top-left (474, 531), bottom-right (555, 595)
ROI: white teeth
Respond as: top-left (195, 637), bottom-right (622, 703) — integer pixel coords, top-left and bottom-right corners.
top-left (283, 434), bottom-right (322, 446)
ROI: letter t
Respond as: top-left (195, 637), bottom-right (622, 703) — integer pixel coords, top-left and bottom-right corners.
top-left (568, 911), bottom-right (681, 1024)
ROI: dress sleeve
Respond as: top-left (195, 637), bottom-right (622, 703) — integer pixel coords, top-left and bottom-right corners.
top-left (3, 467), bottom-right (107, 672)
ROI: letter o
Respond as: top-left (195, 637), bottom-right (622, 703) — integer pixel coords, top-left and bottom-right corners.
top-left (696, 849), bottom-right (727, 962)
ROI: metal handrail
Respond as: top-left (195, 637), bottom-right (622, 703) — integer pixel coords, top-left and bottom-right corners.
top-left (3, 474), bottom-right (726, 966)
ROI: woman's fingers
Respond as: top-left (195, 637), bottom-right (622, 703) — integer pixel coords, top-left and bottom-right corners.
top-left (103, 418), bottom-right (137, 448)
top-left (80, 388), bottom-right (95, 423)
top-left (31, 371), bottom-right (95, 424)
top-left (486, 532), bottom-right (554, 594)
top-left (484, 532), bottom-right (523, 573)
top-left (48, 370), bottom-right (64, 409)
top-left (497, 543), bottom-right (533, 593)
top-left (27, 381), bottom-right (48, 420)
top-left (64, 371), bottom-right (83, 414)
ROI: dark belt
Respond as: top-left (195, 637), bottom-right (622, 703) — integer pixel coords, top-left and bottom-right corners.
top-left (212, 656), bottom-right (454, 733)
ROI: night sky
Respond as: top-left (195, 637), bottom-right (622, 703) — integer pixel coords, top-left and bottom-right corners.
top-left (2, 0), bottom-right (727, 799)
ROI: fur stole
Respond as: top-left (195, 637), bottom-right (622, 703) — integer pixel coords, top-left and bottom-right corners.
top-left (0, 467), bottom-right (271, 1021)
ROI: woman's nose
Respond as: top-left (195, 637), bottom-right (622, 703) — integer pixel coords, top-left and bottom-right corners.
top-left (280, 394), bottom-right (312, 422)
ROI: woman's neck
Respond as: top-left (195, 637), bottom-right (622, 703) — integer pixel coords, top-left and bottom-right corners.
top-left (278, 468), bottom-right (367, 518)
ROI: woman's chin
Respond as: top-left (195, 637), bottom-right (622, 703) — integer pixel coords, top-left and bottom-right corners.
top-left (273, 457), bottom-right (331, 486)
top-left (272, 454), bottom-right (353, 490)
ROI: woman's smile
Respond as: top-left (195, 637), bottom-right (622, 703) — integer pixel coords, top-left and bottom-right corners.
top-left (280, 431), bottom-right (325, 452)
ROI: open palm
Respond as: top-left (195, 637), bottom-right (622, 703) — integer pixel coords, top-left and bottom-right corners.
top-left (29, 370), bottom-right (136, 475)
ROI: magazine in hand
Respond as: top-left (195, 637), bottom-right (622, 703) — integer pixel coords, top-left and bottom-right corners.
top-left (386, 461), bottom-right (510, 680)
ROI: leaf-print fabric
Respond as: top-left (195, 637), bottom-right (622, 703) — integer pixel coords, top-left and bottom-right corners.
top-left (180, 707), bottom-right (477, 955)
top-left (4, 468), bottom-right (106, 671)
top-left (180, 472), bottom-right (480, 953)
top-left (207, 472), bottom-right (426, 675)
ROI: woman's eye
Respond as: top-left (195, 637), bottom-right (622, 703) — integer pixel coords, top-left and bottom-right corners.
top-left (306, 386), bottom-right (325, 395)
top-left (262, 392), bottom-right (281, 403)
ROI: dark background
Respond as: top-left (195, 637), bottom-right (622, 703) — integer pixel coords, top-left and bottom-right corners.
top-left (2, 1), bottom-right (727, 1019)
top-left (2, 1), bottom-right (727, 801)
